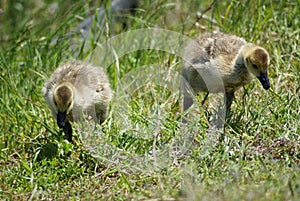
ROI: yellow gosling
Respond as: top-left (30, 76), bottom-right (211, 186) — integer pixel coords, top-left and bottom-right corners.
top-left (182, 32), bottom-right (270, 116)
top-left (43, 61), bottom-right (112, 141)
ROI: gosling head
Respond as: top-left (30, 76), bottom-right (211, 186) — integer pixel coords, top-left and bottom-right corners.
top-left (53, 82), bottom-right (74, 128)
top-left (244, 45), bottom-right (270, 90)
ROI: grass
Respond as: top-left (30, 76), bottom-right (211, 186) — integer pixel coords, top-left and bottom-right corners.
top-left (0, 0), bottom-right (299, 200)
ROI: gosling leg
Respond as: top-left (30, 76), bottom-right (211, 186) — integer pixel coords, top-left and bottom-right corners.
top-left (183, 95), bottom-right (193, 111)
top-left (63, 121), bottom-right (73, 142)
top-left (201, 92), bottom-right (209, 105)
top-left (225, 91), bottom-right (235, 118)
top-left (181, 95), bottom-right (193, 123)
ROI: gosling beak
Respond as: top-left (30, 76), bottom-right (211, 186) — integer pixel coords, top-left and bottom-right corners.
top-left (57, 111), bottom-right (67, 128)
top-left (257, 71), bottom-right (270, 90)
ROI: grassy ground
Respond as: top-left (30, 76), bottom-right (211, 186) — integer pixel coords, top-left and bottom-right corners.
top-left (0, 0), bottom-right (299, 200)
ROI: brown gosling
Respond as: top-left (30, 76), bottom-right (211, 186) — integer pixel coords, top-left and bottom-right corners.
top-left (43, 61), bottom-right (112, 142)
top-left (181, 32), bottom-right (270, 117)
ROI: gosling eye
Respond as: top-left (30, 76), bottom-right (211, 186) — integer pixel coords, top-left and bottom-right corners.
top-left (96, 87), bottom-right (103, 92)
top-left (253, 64), bottom-right (258, 69)
top-left (54, 101), bottom-right (57, 106)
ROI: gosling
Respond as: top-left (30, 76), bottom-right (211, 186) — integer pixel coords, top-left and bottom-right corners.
top-left (43, 61), bottom-right (112, 142)
top-left (181, 32), bottom-right (270, 117)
